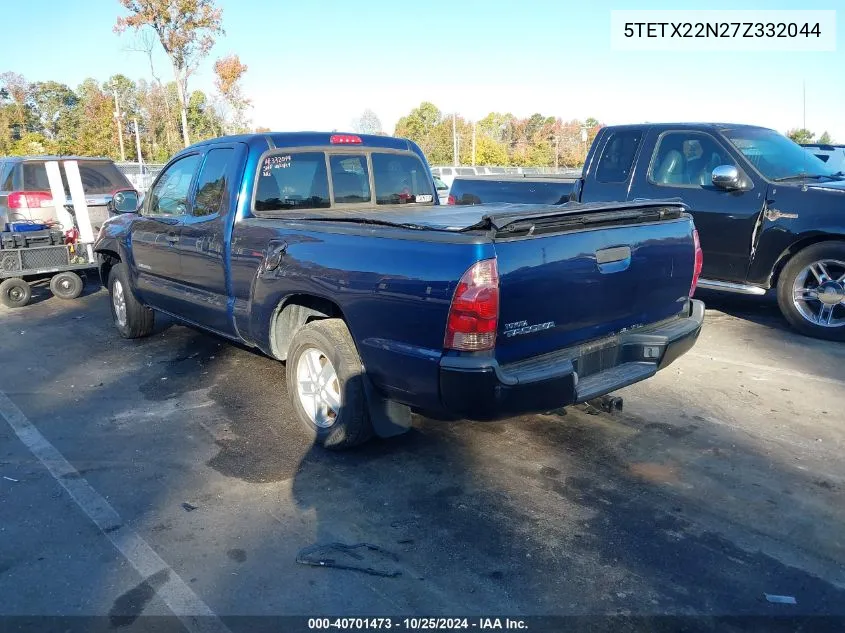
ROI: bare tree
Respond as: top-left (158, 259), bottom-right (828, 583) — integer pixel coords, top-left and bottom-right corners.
top-left (115, 0), bottom-right (223, 147)
top-left (124, 29), bottom-right (178, 150)
top-left (351, 109), bottom-right (383, 135)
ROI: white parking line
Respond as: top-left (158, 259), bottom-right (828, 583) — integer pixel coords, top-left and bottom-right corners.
top-left (0, 390), bottom-right (231, 633)
top-left (689, 353), bottom-right (845, 388)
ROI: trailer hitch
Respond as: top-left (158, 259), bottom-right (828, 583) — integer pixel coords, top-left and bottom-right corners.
top-left (589, 395), bottom-right (623, 414)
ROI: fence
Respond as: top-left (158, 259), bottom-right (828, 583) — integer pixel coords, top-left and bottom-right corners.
top-left (115, 162), bottom-right (166, 193)
top-left (430, 165), bottom-right (582, 177)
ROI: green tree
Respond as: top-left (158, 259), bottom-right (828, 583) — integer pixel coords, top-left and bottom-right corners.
top-left (116, 0), bottom-right (224, 147)
top-left (474, 136), bottom-right (508, 165)
top-left (103, 74), bottom-right (139, 116)
top-left (187, 90), bottom-right (223, 140)
top-left (527, 141), bottom-right (554, 167)
top-left (394, 102), bottom-right (441, 138)
top-left (787, 128), bottom-right (814, 144)
top-left (817, 131), bottom-right (832, 144)
top-left (28, 81), bottom-right (78, 140)
top-left (394, 102), bottom-right (450, 162)
top-left (104, 74), bottom-right (141, 159)
top-left (8, 132), bottom-right (57, 156)
top-left (477, 112), bottom-right (511, 143)
top-left (429, 119), bottom-right (456, 165)
top-left (0, 72), bottom-right (32, 148)
top-left (62, 78), bottom-right (120, 158)
top-left (145, 80), bottom-right (184, 160)
top-left (524, 113), bottom-right (546, 141)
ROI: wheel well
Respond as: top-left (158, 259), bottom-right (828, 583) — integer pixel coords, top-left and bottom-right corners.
top-left (96, 250), bottom-right (121, 287)
top-left (770, 236), bottom-right (845, 288)
top-left (270, 294), bottom-right (344, 361)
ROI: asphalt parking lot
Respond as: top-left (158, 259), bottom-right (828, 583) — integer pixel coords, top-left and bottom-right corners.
top-left (1, 282), bottom-right (844, 631)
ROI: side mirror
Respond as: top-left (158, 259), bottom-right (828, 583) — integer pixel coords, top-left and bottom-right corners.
top-left (711, 165), bottom-right (741, 190)
top-left (108, 188), bottom-right (140, 214)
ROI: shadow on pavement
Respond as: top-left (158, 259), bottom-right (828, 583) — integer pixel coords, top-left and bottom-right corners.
top-left (696, 290), bottom-right (788, 332)
top-left (1, 292), bottom-right (844, 630)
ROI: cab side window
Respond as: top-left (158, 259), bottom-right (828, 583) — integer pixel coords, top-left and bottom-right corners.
top-left (193, 149), bottom-right (233, 217)
top-left (596, 130), bottom-right (642, 183)
top-left (649, 132), bottom-right (737, 188)
top-left (148, 154), bottom-right (201, 216)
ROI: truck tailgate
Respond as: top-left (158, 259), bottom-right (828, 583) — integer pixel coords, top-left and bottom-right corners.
top-left (491, 202), bottom-right (696, 365)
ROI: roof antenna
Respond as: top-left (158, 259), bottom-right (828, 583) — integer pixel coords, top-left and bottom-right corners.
top-left (803, 79), bottom-right (806, 131)
top-left (799, 78), bottom-right (809, 185)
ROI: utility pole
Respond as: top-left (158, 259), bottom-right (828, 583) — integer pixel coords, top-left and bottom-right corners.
top-left (113, 91), bottom-right (126, 162)
top-left (472, 123), bottom-right (477, 167)
top-left (581, 127), bottom-right (588, 163)
top-left (133, 118), bottom-right (144, 168)
top-left (452, 113), bottom-right (458, 167)
top-left (554, 136), bottom-right (560, 170)
top-left (803, 80), bottom-right (806, 131)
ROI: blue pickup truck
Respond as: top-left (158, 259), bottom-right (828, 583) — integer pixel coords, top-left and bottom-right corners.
top-left (452, 123), bottom-right (845, 340)
top-left (94, 132), bottom-right (703, 449)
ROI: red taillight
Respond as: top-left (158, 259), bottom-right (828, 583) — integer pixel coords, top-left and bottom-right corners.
top-left (7, 191), bottom-right (53, 209)
top-left (330, 134), bottom-right (362, 144)
top-left (447, 194), bottom-right (456, 205)
top-left (690, 229), bottom-right (703, 297)
top-left (444, 259), bottom-right (499, 351)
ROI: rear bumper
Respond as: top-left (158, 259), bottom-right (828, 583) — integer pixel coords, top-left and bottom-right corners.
top-left (439, 299), bottom-right (704, 420)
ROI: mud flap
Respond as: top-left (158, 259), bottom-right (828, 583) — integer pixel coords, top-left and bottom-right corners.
top-left (362, 374), bottom-right (412, 438)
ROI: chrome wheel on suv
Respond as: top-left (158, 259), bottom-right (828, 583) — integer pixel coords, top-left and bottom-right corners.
top-left (791, 259), bottom-right (845, 328)
top-left (777, 242), bottom-right (845, 341)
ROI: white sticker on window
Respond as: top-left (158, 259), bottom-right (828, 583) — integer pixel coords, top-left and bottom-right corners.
top-left (415, 194), bottom-right (433, 203)
top-left (262, 155), bottom-right (292, 177)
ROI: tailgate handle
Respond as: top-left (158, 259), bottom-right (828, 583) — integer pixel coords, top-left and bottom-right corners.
top-left (595, 246), bottom-right (631, 273)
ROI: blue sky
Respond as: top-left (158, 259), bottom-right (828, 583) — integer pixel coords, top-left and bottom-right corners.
top-left (2, 0), bottom-right (843, 140)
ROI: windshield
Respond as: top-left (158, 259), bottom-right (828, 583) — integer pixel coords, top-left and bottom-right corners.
top-left (723, 128), bottom-right (839, 180)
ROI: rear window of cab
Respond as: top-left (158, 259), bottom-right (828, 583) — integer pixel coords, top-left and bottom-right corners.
top-left (253, 150), bottom-right (435, 213)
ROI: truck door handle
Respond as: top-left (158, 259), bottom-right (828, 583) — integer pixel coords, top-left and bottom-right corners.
top-left (166, 233), bottom-right (179, 243)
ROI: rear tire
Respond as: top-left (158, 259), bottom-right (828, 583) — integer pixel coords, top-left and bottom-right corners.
top-left (777, 242), bottom-right (845, 341)
top-left (286, 318), bottom-right (373, 450)
top-left (108, 263), bottom-right (154, 339)
top-left (0, 278), bottom-right (31, 308)
top-left (50, 271), bottom-right (84, 300)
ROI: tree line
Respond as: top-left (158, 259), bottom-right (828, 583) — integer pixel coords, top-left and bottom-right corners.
top-left (0, 0), bottom-right (251, 163)
top-left (393, 102), bottom-right (603, 168)
top-left (0, 71), bottom-right (243, 163)
top-left (786, 128), bottom-right (835, 145)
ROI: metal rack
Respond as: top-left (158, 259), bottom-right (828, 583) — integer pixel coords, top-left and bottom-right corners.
top-left (0, 243), bottom-right (95, 279)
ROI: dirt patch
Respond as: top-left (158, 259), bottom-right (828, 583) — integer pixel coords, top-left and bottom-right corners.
top-left (629, 462), bottom-right (679, 485)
